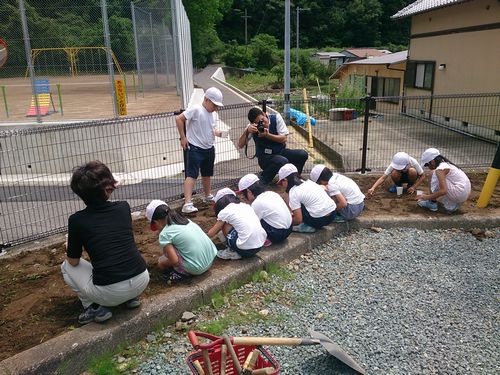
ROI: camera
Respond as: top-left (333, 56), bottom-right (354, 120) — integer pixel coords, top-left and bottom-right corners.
top-left (256, 120), bottom-right (265, 133)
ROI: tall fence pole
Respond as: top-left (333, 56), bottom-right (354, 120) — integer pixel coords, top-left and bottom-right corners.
top-left (100, 0), bottom-right (118, 117)
top-left (357, 96), bottom-right (373, 174)
top-left (18, 0), bottom-right (41, 123)
top-left (149, 12), bottom-right (159, 88)
top-left (162, 19), bottom-right (171, 85)
top-left (131, 2), bottom-right (144, 97)
top-left (284, 0), bottom-right (291, 124)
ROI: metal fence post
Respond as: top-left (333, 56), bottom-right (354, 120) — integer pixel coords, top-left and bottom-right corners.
top-left (149, 12), bottom-right (159, 88)
top-left (1, 86), bottom-right (9, 118)
top-left (131, 2), bottom-right (144, 97)
top-left (18, 0), bottom-right (41, 123)
top-left (357, 95), bottom-right (373, 174)
top-left (100, 0), bottom-right (118, 117)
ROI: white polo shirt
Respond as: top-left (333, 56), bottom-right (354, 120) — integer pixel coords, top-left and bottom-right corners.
top-left (288, 180), bottom-right (336, 218)
top-left (184, 104), bottom-right (217, 149)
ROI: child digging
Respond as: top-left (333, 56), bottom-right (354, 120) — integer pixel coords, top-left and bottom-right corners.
top-left (146, 200), bottom-right (217, 282)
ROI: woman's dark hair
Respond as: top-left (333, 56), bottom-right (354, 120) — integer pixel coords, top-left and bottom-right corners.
top-left (246, 181), bottom-right (267, 198)
top-left (70, 160), bottom-right (117, 205)
top-left (248, 107), bottom-right (264, 123)
top-left (317, 167), bottom-right (333, 183)
top-left (285, 172), bottom-right (303, 193)
top-left (151, 204), bottom-right (188, 225)
top-left (214, 194), bottom-right (240, 216)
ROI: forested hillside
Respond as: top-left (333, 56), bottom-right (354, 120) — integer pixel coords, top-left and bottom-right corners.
top-left (0, 0), bottom-right (412, 72)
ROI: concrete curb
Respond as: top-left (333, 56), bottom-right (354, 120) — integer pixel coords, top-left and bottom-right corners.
top-left (1, 215), bottom-right (499, 374)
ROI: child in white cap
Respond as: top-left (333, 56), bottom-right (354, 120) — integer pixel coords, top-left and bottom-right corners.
top-left (367, 152), bottom-right (425, 195)
top-left (207, 187), bottom-right (267, 260)
top-left (176, 87), bottom-right (225, 214)
top-left (237, 173), bottom-right (292, 246)
top-left (309, 165), bottom-right (365, 221)
top-left (417, 148), bottom-right (471, 213)
top-left (277, 163), bottom-right (336, 233)
top-left (146, 199), bottom-right (217, 282)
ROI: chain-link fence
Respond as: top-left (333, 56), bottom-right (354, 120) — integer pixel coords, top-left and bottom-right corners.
top-left (0, 93), bottom-right (498, 249)
top-left (0, 0), bottom-right (192, 123)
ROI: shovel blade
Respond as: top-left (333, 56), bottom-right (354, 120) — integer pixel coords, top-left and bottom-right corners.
top-left (308, 329), bottom-right (366, 375)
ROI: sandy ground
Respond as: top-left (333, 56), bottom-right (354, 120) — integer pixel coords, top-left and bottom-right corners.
top-left (0, 74), bottom-right (181, 122)
top-left (0, 172), bottom-right (499, 361)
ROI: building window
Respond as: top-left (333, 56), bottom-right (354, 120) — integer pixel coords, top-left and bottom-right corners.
top-left (405, 61), bottom-right (434, 90)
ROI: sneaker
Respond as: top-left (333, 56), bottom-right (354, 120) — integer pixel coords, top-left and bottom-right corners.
top-left (203, 194), bottom-right (214, 204)
top-left (332, 215), bottom-right (346, 223)
top-left (445, 202), bottom-right (460, 213)
top-left (78, 304), bottom-right (112, 325)
top-left (418, 200), bottom-right (438, 212)
top-left (217, 248), bottom-right (242, 260)
top-left (263, 239), bottom-right (273, 247)
top-left (160, 269), bottom-right (191, 282)
top-left (182, 202), bottom-right (198, 213)
top-left (388, 185), bottom-right (397, 193)
top-left (292, 223), bottom-right (317, 233)
top-left (125, 297), bottom-right (141, 309)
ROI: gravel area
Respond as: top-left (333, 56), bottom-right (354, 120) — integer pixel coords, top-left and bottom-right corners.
top-left (119, 228), bottom-right (499, 375)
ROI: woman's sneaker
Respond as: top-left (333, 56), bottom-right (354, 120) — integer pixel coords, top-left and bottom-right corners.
top-left (78, 304), bottom-right (112, 325)
top-left (217, 248), bottom-right (242, 260)
top-left (292, 223), bottom-right (317, 233)
top-left (445, 202), bottom-right (460, 213)
top-left (203, 194), bottom-right (214, 204)
top-left (125, 297), bottom-right (141, 309)
top-left (418, 200), bottom-right (438, 212)
top-left (182, 202), bottom-right (198, 213)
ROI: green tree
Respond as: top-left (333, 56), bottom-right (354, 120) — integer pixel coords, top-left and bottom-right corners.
top-left (249, 33), bottom-right (279, 70)
top-left (223, 41), bottom-right (255, 68)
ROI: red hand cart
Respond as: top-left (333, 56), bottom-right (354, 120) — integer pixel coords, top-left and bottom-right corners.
top-left (186, 331), bottom-right (280, 375)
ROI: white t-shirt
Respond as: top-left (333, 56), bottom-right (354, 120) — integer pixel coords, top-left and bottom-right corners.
top-left (384, 156), bottom-right (424, 176)
top-left (326, 173), bottom-right (365, 205)
top-left (217, 202), bottom-right (267, 249)
top-left (183, 104), bottom-right (216, 149)
top-left (288, 180), bottom-right (336, 218)
top-left (430, 162), bottom-right (471, 202)
top-left (251, 191), bottom-right (292, 229)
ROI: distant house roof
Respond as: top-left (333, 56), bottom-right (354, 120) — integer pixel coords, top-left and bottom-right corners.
top-left (341, 48), bottom-right (389, 58)
top-left (345, 50), bottom-right (408, 65)
top-left (330, 51), bottom-right (408, 79)
top-left (391, 0), bottom-right (470, 19)
top-left (312, 52), bottom-right (345, 58)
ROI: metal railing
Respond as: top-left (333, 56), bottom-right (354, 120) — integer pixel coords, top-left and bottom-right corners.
top-left (0, 93), bottom-right (498, 249)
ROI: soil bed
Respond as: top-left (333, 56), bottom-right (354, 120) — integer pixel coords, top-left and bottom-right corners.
top-left (0, 171), bottom-right (498, 361)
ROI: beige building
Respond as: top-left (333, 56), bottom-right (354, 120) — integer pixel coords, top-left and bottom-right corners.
top-left (392, 0), bottom-right (500, 138)
top-left (330, 50), bottom-right (408, 98)
top-left (393, 0), bottom-right (500, 96)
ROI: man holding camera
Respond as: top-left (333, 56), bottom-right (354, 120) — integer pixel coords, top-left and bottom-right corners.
top-left (238, 107), bottom-right (308, 184)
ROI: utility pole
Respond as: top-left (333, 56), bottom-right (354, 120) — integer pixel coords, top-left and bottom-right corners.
top-left (284, 0), bottom-right (290, 122)
top-left (296, 6), bottom-right (310, 66)
top-left (241, 9), bottom-right (250, 46)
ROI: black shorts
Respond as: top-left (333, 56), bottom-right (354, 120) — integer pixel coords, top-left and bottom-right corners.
top-left (184, 144), bottom-right (215, 179)
top-left (301, 204), bottom-right (336, 229)
top-left (261, 220), bottom-right (292, 244)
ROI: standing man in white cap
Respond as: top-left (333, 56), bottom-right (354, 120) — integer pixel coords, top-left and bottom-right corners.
top-left (417, 148), bottom-right (471, 213)
top-left (367, 152), bottom-right (425, 196)
top-left (176, 87), bottom-right (224, 213)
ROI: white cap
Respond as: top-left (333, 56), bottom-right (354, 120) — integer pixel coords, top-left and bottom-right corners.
top-left (310, 164), bottom-right (326, 183)
top-left (238, 174), bottom-right (260, 192)
top-left (390, 152), bottom-right (410, 170)
top-left (205, 87), bottom-right (224, 107)
top-left (214, 187), bottom-right (236, 203)
top-left (278, 163), bottom-right (298, 182)
top-left (146, 199), bottom-right (168, 223)
top-left (421, 148), bottom-right (440, 165)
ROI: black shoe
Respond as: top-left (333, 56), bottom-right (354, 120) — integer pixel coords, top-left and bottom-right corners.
top-left (125, 297), bottom-right (141, 309)
top-left (78, 304), bottom-right (112, 325)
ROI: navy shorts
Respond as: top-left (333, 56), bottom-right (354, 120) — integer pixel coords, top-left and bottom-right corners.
top-left (184, 144), bottom-right (215, 179)
top-left (301, 204), bottom-right (336, 229)
top-left (261, 220), bottom-right (292, 244)
top-left (226, 228), bottom-right (262, 258)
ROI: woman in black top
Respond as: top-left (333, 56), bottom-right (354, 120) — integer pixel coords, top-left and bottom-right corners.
top-left (61, 161), bottom-right (149, 325)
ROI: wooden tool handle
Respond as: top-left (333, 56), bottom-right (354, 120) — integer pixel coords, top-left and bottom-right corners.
top-left (220, 344), bottom-right (227, 375)
top-left (240, 349), bottom-right (259, 374)
top-left (202, 349), bottom-right (214, 375)
top-left (223, 335), bottom-right (242, 373)
top-left (193, 360), bottom-right (205, 375)
top-left (232, 336), bottom-right (320, 346)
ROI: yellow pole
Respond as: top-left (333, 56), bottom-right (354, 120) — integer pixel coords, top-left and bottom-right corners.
top-left (302, 88), bottom-right (313, 148)
top-left (477, 144), bottom-right (500, 208)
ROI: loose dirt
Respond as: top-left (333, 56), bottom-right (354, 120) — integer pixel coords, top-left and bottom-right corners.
top-left (0, 172), bottom-right (498, 361)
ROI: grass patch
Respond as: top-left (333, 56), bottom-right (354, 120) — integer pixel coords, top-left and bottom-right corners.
top-left (197, 309), bottom-right (264, 336)
top-left (88, 352), bottom-right (120, 375)
top-left (226, 72), bottom-right (275, 93)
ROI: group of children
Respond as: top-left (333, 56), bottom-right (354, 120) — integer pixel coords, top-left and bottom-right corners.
top-left (63, 146), bottom-right (471, 324)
